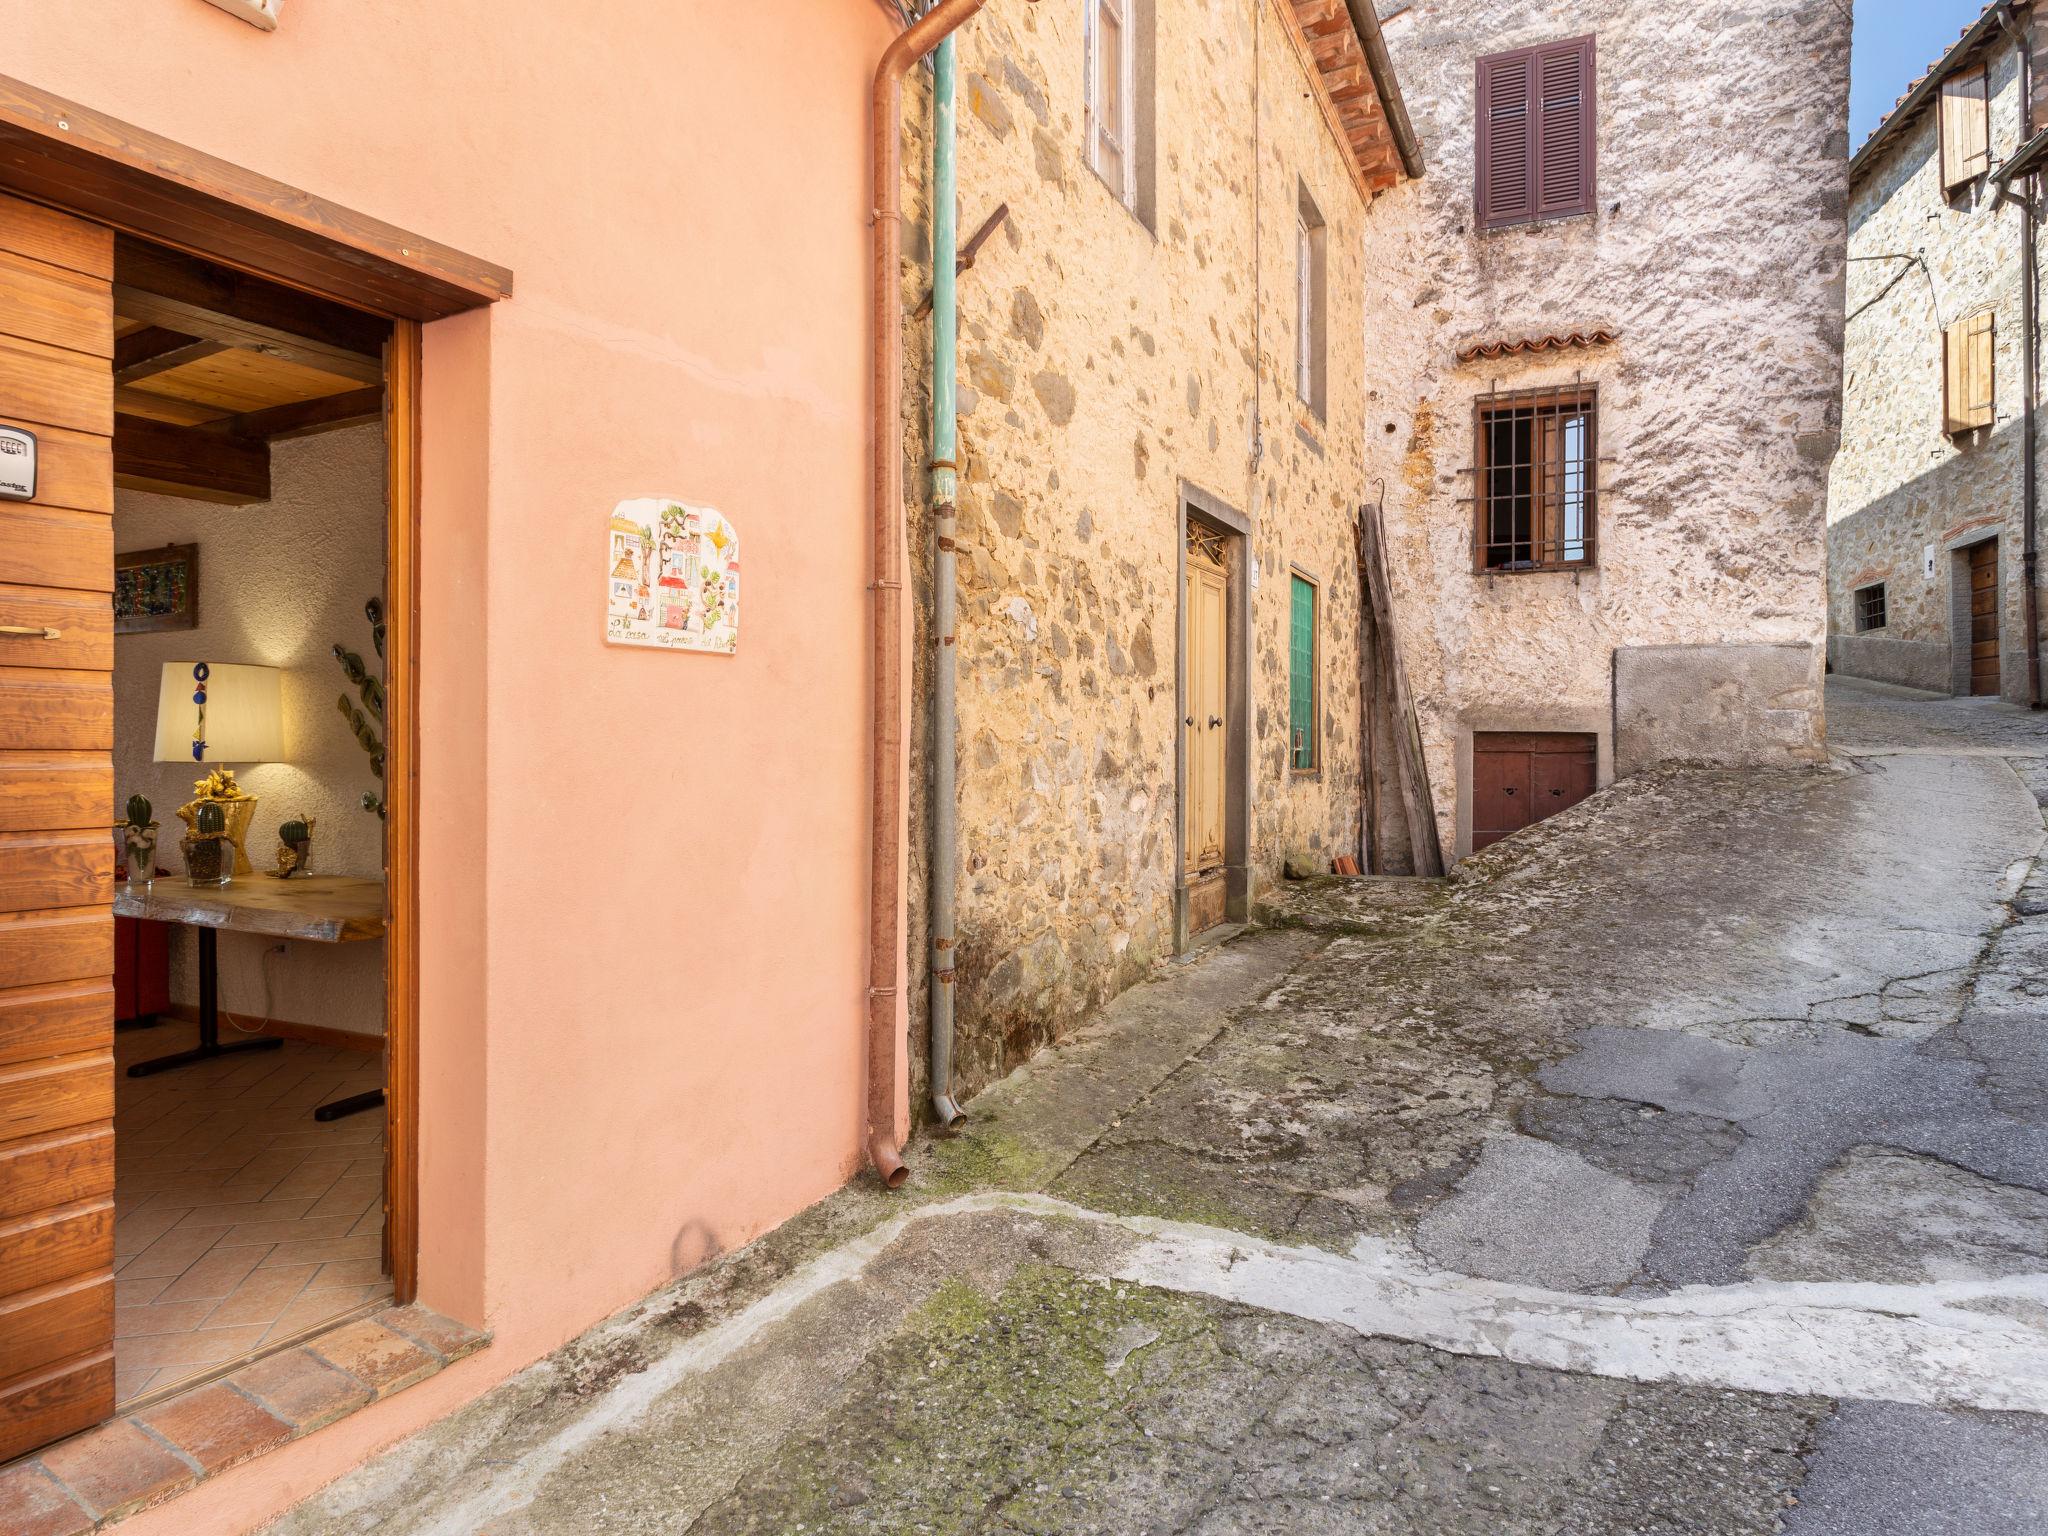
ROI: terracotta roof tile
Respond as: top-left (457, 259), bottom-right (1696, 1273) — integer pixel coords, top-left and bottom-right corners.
top-left (1455, 329), bottom-right (1619, 365)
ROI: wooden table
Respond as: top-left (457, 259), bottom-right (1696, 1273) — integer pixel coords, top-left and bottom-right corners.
top-left (112, 877), bottom-right (387, 1117)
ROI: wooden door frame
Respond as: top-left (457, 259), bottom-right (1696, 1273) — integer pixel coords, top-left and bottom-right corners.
top-left (1951, 535), bottom-right (2002, 700)
top-left (1173, 481), bottom-right (1252, 953)
top-left (0, 81), bottom-right (505, 1310)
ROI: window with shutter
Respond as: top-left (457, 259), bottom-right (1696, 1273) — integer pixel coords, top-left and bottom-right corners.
top-left (1476, 36), bottom-right (1597, 230)
top-left (1086, 0), bottom-right (1136, 207)
top-left (1943, 311), bottom-right (1996, 435)
top-left (1289, 574), bottom-right (1319, 772)
top-left (1939, 66), bottom-right (1991, 192)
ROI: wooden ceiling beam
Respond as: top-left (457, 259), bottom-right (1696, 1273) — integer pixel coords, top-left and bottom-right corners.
top-left (114, 411), bottom-right (269, 504)
top-left (115, 238), bottom-right (388, 384)
top-left (112, 325), bottom-right (230, 384)
top-left (213, 385), bottom-right (383, 441)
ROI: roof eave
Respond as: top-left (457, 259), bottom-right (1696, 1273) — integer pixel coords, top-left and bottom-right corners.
top-left (1850, 2), bottom-right (2020, 186)
top-left (1343, 0), bottom-right (1425, 180)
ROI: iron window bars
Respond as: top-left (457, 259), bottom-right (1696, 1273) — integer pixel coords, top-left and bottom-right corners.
top-left (1855, 583), bottom-right (1887, 633)
top-left (1471, 384), bottom-right (1597, 572)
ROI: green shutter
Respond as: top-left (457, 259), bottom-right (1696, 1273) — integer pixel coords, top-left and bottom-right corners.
top-left (1289, 575), bottom-right (1316, 770)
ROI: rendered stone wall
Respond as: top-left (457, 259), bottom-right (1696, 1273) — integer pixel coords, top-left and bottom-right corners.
top-left (900, 0), bottom-right (1391, 1103)
top-left (1366, 0), bottom-right (1847, 855)
top-left (1826, 31), bottom-right (2047, 703)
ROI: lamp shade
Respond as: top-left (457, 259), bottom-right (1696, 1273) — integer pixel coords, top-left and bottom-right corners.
top-left (152, 662), bottom-right (284, 764)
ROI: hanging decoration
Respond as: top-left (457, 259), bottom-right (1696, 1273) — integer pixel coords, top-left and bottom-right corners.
top-left (189, 662), bottom-right (210, 762)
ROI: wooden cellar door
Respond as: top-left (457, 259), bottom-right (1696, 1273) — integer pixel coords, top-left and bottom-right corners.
top-left (0, 191), bottom-right (118, 1461)
top-left (1970, 540), bottom-right (2000, 697)
top-left (1184, 523), bottom-right (1229, 930)
top-left (1472, 732), bottom-right (1596, 852)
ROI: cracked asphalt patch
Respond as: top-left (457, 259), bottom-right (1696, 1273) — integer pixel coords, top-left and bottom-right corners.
top-left (267, 682), bottom-right (2048, 1535)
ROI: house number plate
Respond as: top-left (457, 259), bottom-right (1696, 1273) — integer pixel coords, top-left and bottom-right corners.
top-left (0, 425), bottom-right (36, 502)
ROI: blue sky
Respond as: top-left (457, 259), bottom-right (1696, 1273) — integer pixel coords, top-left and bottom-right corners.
top-left (1852, 0), bottom-right (1991, 145)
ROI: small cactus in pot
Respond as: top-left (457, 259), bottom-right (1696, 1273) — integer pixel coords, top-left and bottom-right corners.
top-left (183, 800), bottom-right (231, 887)
top-left (276, 816), bottom-right (314, 878)
top-left (119, 794), bottom-right (159, 887)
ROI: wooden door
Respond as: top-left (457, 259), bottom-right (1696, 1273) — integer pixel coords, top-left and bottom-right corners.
top-left (1969, 540), bottom-right (2001, 697)
top-left (1473, 732), bottom-right (1596, 852)
top-left (1184, 539), bottom-right (1228, 876)
top-left (0, 193), bottom-right (116, 1462)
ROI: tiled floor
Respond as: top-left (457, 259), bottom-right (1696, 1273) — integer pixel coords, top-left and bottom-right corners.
top-left (112, 1021), bottom-right (390, 1406)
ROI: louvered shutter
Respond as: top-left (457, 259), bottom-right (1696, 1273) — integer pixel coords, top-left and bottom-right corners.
top-left (1477, 52), bottom-right (1534, 227)
top-left (1535, 37), bottom-right (1596, 218)
top-left (1477, 37), bottom-right (1596, 229)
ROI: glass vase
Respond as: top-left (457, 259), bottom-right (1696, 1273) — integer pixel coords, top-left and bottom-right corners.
top-left (123, 825), bottom-right (158, 888)
top-left (183, 835), bottom-right (230, 888)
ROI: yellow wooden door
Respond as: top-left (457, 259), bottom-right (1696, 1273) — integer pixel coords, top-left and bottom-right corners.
top-left (1184, 547), bottom-right (1227, 874)
top-left (0, 192), bottom-right (117, 1462)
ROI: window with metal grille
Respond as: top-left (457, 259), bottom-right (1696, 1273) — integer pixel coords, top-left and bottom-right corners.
top-left (1476, 36), bottom-right (1597, 230)
top-left (1855, 583), bottom-right (1887, 633)
top-left (1289, 573), bottom-right (1318, 772)
top-left (1473, 386), bottom-right (1597, 572)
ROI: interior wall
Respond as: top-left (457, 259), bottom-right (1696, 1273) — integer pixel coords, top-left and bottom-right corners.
top-left (113, 423), bottom-right (388, 1038)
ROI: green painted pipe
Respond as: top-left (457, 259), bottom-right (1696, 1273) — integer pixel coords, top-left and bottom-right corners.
top-left (930, 31), bottom-right (965, 1126)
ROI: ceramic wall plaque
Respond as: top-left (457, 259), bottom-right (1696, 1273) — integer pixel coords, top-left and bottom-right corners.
top-left (605, 497), bottom-right (740, 654)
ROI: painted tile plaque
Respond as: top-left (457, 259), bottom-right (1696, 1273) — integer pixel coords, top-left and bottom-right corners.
top-left (606, 497), bottom-right (740, 654)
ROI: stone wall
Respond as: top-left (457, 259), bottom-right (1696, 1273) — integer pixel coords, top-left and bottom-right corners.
top-left (1826, 25), bottom-right (2047, 703)
top-left (1369, 0), bottom-right (1847, 855)
top-left (900, 0), bottom-right (1395, 1105)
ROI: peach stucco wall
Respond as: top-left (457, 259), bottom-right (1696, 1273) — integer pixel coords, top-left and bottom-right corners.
top-left (0, 0), bottom-right (897, 1527)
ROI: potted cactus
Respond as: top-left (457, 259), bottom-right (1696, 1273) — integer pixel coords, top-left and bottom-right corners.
top-left (276, 816), bottom-right (313, 878)
top-left (183, 800), bottom-right (231, 887)
top-left (119, 794), bottom-right (158, 888)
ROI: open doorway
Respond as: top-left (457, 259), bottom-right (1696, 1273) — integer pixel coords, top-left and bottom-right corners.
top-left (0, 194), bottom-right (420, 1456)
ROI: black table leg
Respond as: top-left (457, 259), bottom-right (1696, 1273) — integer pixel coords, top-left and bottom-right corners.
top-left (313, 1089), bottom-right (386, 1122)
top-left (125, 926), bottom-right (284, 1077)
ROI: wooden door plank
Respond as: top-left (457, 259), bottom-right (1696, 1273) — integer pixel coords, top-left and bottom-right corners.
top-left (0, 1349), bottom-right (113, 1467)
top-left (0, 504), bottom-right (112, 591)
top-left (0, 1200), bottom-right (112, 1299)
top-left (0, 906), bottom-right (111, 992)
top-left (0, 581), bottom-right (112, 670)
top-left (0, 753), bottom-right (110, 832)
top-left (0, 1051), bottom-right (112, 1144)
top-left (0, 980), bottom-right (111, 1071)
top-left (0, 332), bottom-right (112, 435)
top-left (0, 248), bottom-right (112, 358)
top-left (0, 666), bottom-right (113, 749)
top-left (0, 829), bottom-right (111, 913)
top-left (0, 193), bottom-right (112, 282)
top-left (0, 1276), bottom-right (111, 1392)
top-left (0, 1125), bottom-right (112, 1224)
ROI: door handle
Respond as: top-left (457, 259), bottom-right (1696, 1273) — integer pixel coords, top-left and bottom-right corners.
top-left (0, 624), bottom-right (60, 639)
top-left (1208, 715), bottom-right (1223, 728)
top-left (1185, 716), bottom-right (1195, 727)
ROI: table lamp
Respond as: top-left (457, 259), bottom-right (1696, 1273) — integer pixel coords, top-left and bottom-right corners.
top-left (153, 661), bottom-right (283, 875)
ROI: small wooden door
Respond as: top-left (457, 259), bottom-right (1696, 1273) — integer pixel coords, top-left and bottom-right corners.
top-left (0, 193), bottom-right (117, 1461)
top-left (1969, 540), bottom-right (2001, 697)
top-left (1184, 529), bottom-right (1228, 880)
top-left (1473, 732), bottom-right (1596, 852)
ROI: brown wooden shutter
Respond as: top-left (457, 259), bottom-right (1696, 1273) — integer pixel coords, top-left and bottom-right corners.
top-left (1535, 37), bottom-right (1596, 219)
top-left (1478, 37), bottom-right (1596, 229)
top-left (1944, 312), bottom-right (1997, 434)
top-left (1940, 66), bottom-right (1991, 191)
top-left (0, 192), bottom-right (116, 1463)
top-left (1477, 51), bottom-right (1534, 228)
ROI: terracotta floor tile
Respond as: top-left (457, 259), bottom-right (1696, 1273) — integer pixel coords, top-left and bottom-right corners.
top-left (135, 1381), bottom-right (292, 1474)
top-left (113, 1203), bottom-right (185, 1258)
top-left (116, 1298), bottom-right (219, 1338)
top-left (307, 1174), bottom-right (383, 1222)
top-left (212, 1213), bottom-right (358, 1249)
top-left (113, 1322), bottom-right (270, 1370)
top-left (348, 1205), bottom-right (385, 1237)
top-left (38, 1416), bottom-right (195, 1521)
top-left (266, 1163), bottom-right (348, 1202)
top-left (115, 1274), bottom-right (174, 1308)
top-left (307, 1256), bottom-right (387, 1291)
top-left (262, 1284), bottom-right (389, 1345)
top-left (172, 1195), bottom-right (316, 1231)
top-left (202, 1263), bottom-right (318, 1328)
top-left (0, 1463), bottom-right (92, 1536)
top-left (305, 1316), bottom-right (434, 1395)
top-left (119, 1223), bottom-right (222, 1279)
top-left (155, 1242), bottom-right (268, 1303)
top-left (114, 1363), bottom-right (161, 1407)
top-left (228, 1347), bottom-right (371, 1432)
top-left (259, 1233), bottom-right (383, 1269)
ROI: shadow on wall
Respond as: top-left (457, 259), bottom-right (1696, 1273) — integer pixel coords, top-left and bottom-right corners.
top-left (1827, 415), bottom-right (2042, 702)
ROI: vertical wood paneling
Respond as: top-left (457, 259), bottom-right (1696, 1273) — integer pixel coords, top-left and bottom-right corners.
top-left (0, 191), bottom-right (115, 1459)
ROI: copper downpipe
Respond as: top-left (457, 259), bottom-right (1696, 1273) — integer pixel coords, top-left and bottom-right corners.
top-left (868, 0), bottom-right (998, 1187)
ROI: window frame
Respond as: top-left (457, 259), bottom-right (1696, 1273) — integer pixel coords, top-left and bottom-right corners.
top-left (1288, 569), bottom-right (1321, 775)
top-left (1085, 0), bottom-right (1137, 209)
top-left (1295, 184), bottom-right (1328, 419)
top-left (1475, 34), bottom-right (1598, 232)
top-left (1470, 385), bottom-right (1599, 574)
top-left (1853, 583), bottom-right (1887, 634)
